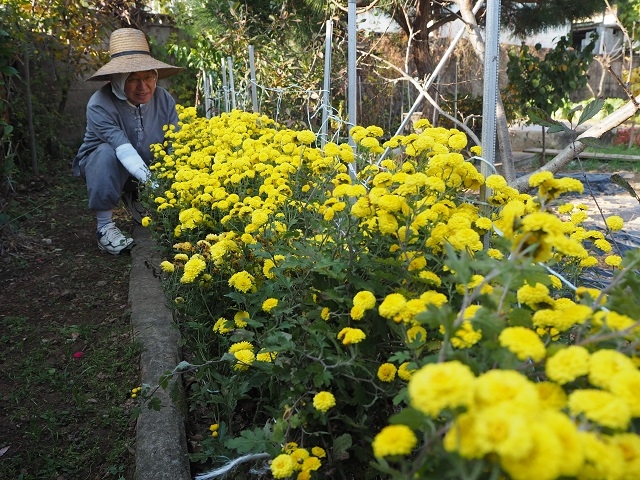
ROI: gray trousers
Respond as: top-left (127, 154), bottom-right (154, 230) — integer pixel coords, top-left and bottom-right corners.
top-left (76, 143), bottom-right (137, 211)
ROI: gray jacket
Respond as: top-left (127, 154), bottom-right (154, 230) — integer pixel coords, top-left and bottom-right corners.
top-left (72, 84), bottom-right (179, 176)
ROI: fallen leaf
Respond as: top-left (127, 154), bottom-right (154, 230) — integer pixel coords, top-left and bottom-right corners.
top-left (0, 445), bottom-right (9, 458)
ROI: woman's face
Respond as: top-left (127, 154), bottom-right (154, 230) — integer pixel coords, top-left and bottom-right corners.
top-left (124, 70), bottom-right (157, 105)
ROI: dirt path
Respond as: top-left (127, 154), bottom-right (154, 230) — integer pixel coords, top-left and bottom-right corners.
top-left (0, 174), bottom-right (138, 479)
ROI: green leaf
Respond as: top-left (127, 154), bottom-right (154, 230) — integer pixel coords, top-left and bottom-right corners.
top-left (130, 406), bottom-right (141, 421)
top-left (147, 397), bottom-right (162, 411)
top-left (332, 433), bottom-right (352, 461)
top-left (546, 123), bottom-right (570, 134)
top-left (610, 174), bottom-right (640, 204)
top-left (0, 65), bottom-right (18, 76)
top-left (174, 360), bottom-right (192, 372)
top-left (443, 244), bottom-right (471, 284)
top-left (507, 307), bottom-right (533, 327)
top-left (159, 371), bottom-right (172, 389)
top-left (526, 107), bottom-right (566, 134)
top-left (577, 98), bottom-right (604, 125)
top-left (224, 428), bottom-right (269, 454)
top-left (388, 407), bottom-right (430, 430)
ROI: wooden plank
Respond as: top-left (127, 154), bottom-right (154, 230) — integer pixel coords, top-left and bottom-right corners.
top-left (522, 148), bottom-right (640, 161)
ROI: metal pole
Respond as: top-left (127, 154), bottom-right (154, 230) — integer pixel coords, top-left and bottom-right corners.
top-left (480, 0), bottom-right (500, 176)
top-left (227, 57), bottom-right (237, 111)
top-left (202, 70), bottom-right (211, 119)
top-left (221, 58), bottom-right (229, 113)
top-left (347, 0), bottom-right (357, 178)
top-left (480, 0), bottom-right (501, 248)
top-left (209, 73), bottom-right (215, 117)
top-left (321, 20), bottom-right (333, 147)
top-left (248, 45), bottom-right (258, 113)
top-left (377, 0), bottom-right (485, 164)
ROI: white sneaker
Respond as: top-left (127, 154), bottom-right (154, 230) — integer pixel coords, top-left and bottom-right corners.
top-left (97, 222), bottom-right (134, 254)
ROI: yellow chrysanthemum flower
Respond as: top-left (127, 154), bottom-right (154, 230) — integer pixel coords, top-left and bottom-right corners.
top-left (337, 327), bottom-right (366, 345)
top-left (498, 326), bottom-right (546, 362)
top-left (233, 349), bottom-right (255, 371)
top-left (270, 454), bottom-right (295, 479)
top-left (604, 255), bottom-right (623, 267)
top-left (160, 260), bottom-right (175, 273)
top-left (180, 254), bottom-right (207, 284)
top-left (408, 361), bottom-right (475, 417)
top-left (372, 425), bottom-right (418, 458)
top-left (228, 341), bottom-right (254, 354)
top-left (473, 369), bottom-right (539, 410)
top-left (606, 215), bottom-right (624, 231)
top-left (378, 293), bottom-right (407, 323)
top-left (545, 346), bottom-right (591, 385)
top-left (398, 362), bottom-right (416, 381)
top-left (568, 389), bottom-right (631, 429)
top-left (311, 446), bottom-right (325, 458)
top-left (262, 298), bottom-right (279, 313)
top-left (535, 382), bottom-right (567, 410)
top-left (516, 283), bottom-right (553, 309)
top-left (610, 369), bottom-right (640, 416)
top-left (234, 311), bottom-right (249, 328)
top-left (228, 270), bottom-right (255, 293)
top-left (588, 349), bottom-right (637, 390)
top-left (377, 363), bottom-right (397, 382)
top-left (312, 391), bottom-right (336, 412)
top-left (212, 317), bottom-right (233, 334)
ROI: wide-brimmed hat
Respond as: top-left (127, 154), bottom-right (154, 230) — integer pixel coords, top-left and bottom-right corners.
top-left (87, 28), bottom-right (183, 81)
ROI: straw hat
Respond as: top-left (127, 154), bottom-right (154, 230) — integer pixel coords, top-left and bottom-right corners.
top-left (87, 28), bottom-right (183, 81)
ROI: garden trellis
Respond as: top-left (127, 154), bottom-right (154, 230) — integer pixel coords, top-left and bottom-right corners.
top-left (198, 0), bottom-right (499, 179)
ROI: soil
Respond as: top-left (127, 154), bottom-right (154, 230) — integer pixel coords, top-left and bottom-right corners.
top-left (0, 172), bottom-right (139, 479)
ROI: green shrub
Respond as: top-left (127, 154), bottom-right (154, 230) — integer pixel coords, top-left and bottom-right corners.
top-left (140, 107), bottom-right (640, 480)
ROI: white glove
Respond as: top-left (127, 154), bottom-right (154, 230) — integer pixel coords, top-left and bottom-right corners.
top-left (115, 143), bottom-right (151, 183)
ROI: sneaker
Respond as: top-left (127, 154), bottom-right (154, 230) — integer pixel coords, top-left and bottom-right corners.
top-left (121, 189), bottom-right (146, 224)
top-left (97, 222), bottom-right (135, 254)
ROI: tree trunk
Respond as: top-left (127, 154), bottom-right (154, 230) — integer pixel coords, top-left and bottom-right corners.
top-left (541, 125), bottom-right (546, 165)
top-left (23, 43), bottom-right (39, 176)
top-left (455, 0), bottom-right (516, 183)
top-left (495, 96), bottom-right (515, 183)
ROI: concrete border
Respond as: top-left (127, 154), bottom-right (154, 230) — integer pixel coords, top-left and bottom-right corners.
top-left (129, 225), bottom-right (191, 480)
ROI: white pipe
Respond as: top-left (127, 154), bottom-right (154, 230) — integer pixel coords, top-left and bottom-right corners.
top-left (221, 57), bottom-right (229, 113)
top-left (481, 0), bottom-right (500, 173)
top-left (248, 45), bottom-right (258, 113)
top-left (227, 57), bottom-right (237, 111)
top-left (347, 0), bottom-right (357, 178)
top-left (202, 70), bottom-right (211, 119)
top-left (321, 20), bottom-right (333, 147)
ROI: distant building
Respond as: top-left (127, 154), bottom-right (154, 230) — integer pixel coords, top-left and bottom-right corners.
top-left (572, 9), bottom-right (625, 55)
top-left (356, 9), bottom-right (402, 34)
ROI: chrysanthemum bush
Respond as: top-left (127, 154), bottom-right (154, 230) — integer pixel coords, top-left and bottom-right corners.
top-left (140, 106), bottom-right (640, 480)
